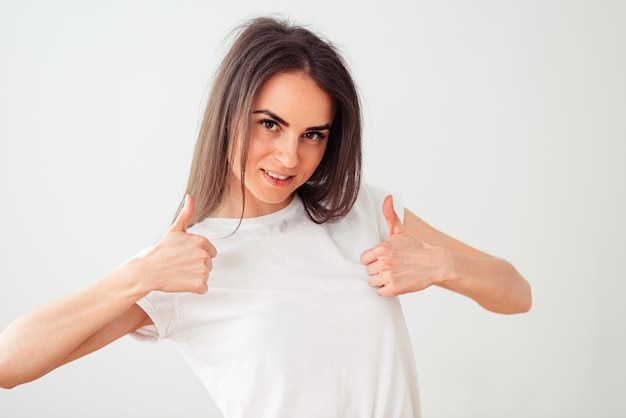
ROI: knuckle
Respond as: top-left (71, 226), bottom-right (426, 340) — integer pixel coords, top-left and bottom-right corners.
top-left (378, 259), bottom-right (393, 272)
top-left (194, 235), bottom-right (209, 246)
top-left (198, 251), bottom-right (211, 262)
top-left (199, 265), bottom-right (210, 277)
top-left (191, 282), bottom-right (208, 294)
top-left (385, 286), bottom-right (399, 297)
top-left (190, 276), bottom-right (209, 293)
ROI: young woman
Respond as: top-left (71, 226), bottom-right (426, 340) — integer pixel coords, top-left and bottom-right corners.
top-left (0, 16), bottom-right (531, 417)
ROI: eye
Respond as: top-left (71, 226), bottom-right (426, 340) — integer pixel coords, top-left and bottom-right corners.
top-left (304, 131), bottom-right (327, 141)
top-left (260, 119), bottom-right (279, 131)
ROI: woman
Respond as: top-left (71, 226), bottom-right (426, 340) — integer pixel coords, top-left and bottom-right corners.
top-left (0, 17), bottom-right (531, 417)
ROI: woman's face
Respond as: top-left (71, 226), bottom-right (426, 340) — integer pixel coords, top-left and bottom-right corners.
top-left (226, 71), bottom-right (334, 218)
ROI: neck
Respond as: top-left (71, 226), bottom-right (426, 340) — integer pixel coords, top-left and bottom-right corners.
top-left (209, 178), bottom-right (296, 219)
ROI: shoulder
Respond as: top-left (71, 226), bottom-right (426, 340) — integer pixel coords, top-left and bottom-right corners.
top-left (355, 183), bottom-right (404, 222)
top-left (331, 183), bottom-right (403, 241)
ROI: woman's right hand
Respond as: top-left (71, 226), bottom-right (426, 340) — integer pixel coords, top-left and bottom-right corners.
top-left (131, 194), bottom-right (217, 295)
top-left (0, 194), bottom-right (216, 388)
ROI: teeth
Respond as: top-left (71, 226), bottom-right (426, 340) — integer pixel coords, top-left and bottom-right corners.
top-left (265, 170), bottom-right (290, 180)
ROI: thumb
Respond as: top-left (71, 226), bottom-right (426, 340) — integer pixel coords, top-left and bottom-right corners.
top-left (169, 194), bottom-right (194, 233)
top-left (383, 195), bottom-right (405, 236)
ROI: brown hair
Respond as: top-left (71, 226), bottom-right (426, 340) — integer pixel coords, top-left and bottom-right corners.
top-left (182, 16), bottom-right (362, 226)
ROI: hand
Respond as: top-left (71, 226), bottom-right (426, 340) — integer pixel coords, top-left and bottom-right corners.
top-left (133, 194), bottom-right (217, 295)
top-left (360, 195), bottom-right (449, 297)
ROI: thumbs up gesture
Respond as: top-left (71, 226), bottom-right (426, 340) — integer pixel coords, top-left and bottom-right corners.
top-left (132, 194), bottom-right (217, 295)
top-left (360, 195), bottom-right (446, 297)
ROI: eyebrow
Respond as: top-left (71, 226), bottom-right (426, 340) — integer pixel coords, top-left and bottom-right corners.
top-left (253, 109), bottom-right (331, 131)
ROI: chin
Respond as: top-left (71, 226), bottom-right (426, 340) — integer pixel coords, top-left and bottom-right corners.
top-left (245, 184), bottom-right (290, 202)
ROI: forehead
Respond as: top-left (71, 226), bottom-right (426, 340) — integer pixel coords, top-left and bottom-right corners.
top-left (253, 72), bottom-right (335, 125)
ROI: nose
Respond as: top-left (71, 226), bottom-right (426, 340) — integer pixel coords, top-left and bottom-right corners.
top-left (273, 135), bottom-right (300, 168)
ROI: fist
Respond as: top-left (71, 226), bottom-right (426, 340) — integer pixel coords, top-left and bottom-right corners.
top-left (360, 195), bottom-right (447, 297)
top-left (137, 194), bottom-right (217, 295)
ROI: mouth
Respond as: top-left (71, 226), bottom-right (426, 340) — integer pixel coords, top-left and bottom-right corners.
top-left (262, 169), bottom-right (293, 181)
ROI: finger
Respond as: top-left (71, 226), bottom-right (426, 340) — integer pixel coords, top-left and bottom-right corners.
top-left (364, 261), bottom-right (380, 276)
top-left (200, 236), bottom-right (218, 259)
top-left (377, 286), bottom-right (394, 297)
top-left (169, 194), bottom-right (194, 233)
top-left (360, 247), bottom-right (378, 266)
top-left (367, 273), bottom-right (385, 288)
top-left (383, 195), bottom-right (405, 236)
top-left (207, 241), bottom-right (218, 259)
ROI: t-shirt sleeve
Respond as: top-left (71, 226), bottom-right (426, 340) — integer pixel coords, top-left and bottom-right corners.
top-left (131, 295), bottom-right (167, 342)
top-left (131, 288), bottom-right (183, 343)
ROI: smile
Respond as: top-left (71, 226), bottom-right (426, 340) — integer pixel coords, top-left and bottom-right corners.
top-left (263, 169), bottom-right (293, 180)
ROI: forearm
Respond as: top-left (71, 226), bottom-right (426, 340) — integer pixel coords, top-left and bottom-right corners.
top-left (0, 195), bottom-right (215, 389)
top-left (440, 251), bottom-right (532, 314)
top-left (0, 260), bottom-right (147, 388)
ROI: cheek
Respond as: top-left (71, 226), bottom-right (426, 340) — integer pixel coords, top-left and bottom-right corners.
top-left (230, 136), bottom-right (261, 174)
top-left (244, 141), bottom-right (267, 168)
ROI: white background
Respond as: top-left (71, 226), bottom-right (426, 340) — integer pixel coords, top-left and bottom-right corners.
top-left (1, 0), bottom-right (625, 417)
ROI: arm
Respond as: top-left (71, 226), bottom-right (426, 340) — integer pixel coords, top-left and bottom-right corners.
top-left (360, 195), bottom-right (531, 314)
top-left (0, 272), bottom-right (151, 389)
top-left (0, 195), bottom-right (216, 389)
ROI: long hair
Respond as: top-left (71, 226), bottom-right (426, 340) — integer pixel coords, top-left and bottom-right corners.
top-left (182, 16), bottom-right (362, 227)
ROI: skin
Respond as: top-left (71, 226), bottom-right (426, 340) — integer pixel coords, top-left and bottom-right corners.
top-left (0, 71), bottom-right (530, 389)
top-left (214, 71), bottom-right (334, 218)
top-left (361, 195), bottom-right (531, 313)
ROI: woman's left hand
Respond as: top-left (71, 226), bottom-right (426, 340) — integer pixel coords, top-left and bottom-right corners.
top-left (360, 196), bottom-right (451, 297)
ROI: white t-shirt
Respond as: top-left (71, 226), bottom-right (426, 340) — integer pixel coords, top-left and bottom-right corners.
top-left (132, 184), bottom-right (420, 417)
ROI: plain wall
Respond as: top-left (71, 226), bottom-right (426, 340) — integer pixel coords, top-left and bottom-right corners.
top-left (1, 0), bottom-right (624, 417)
